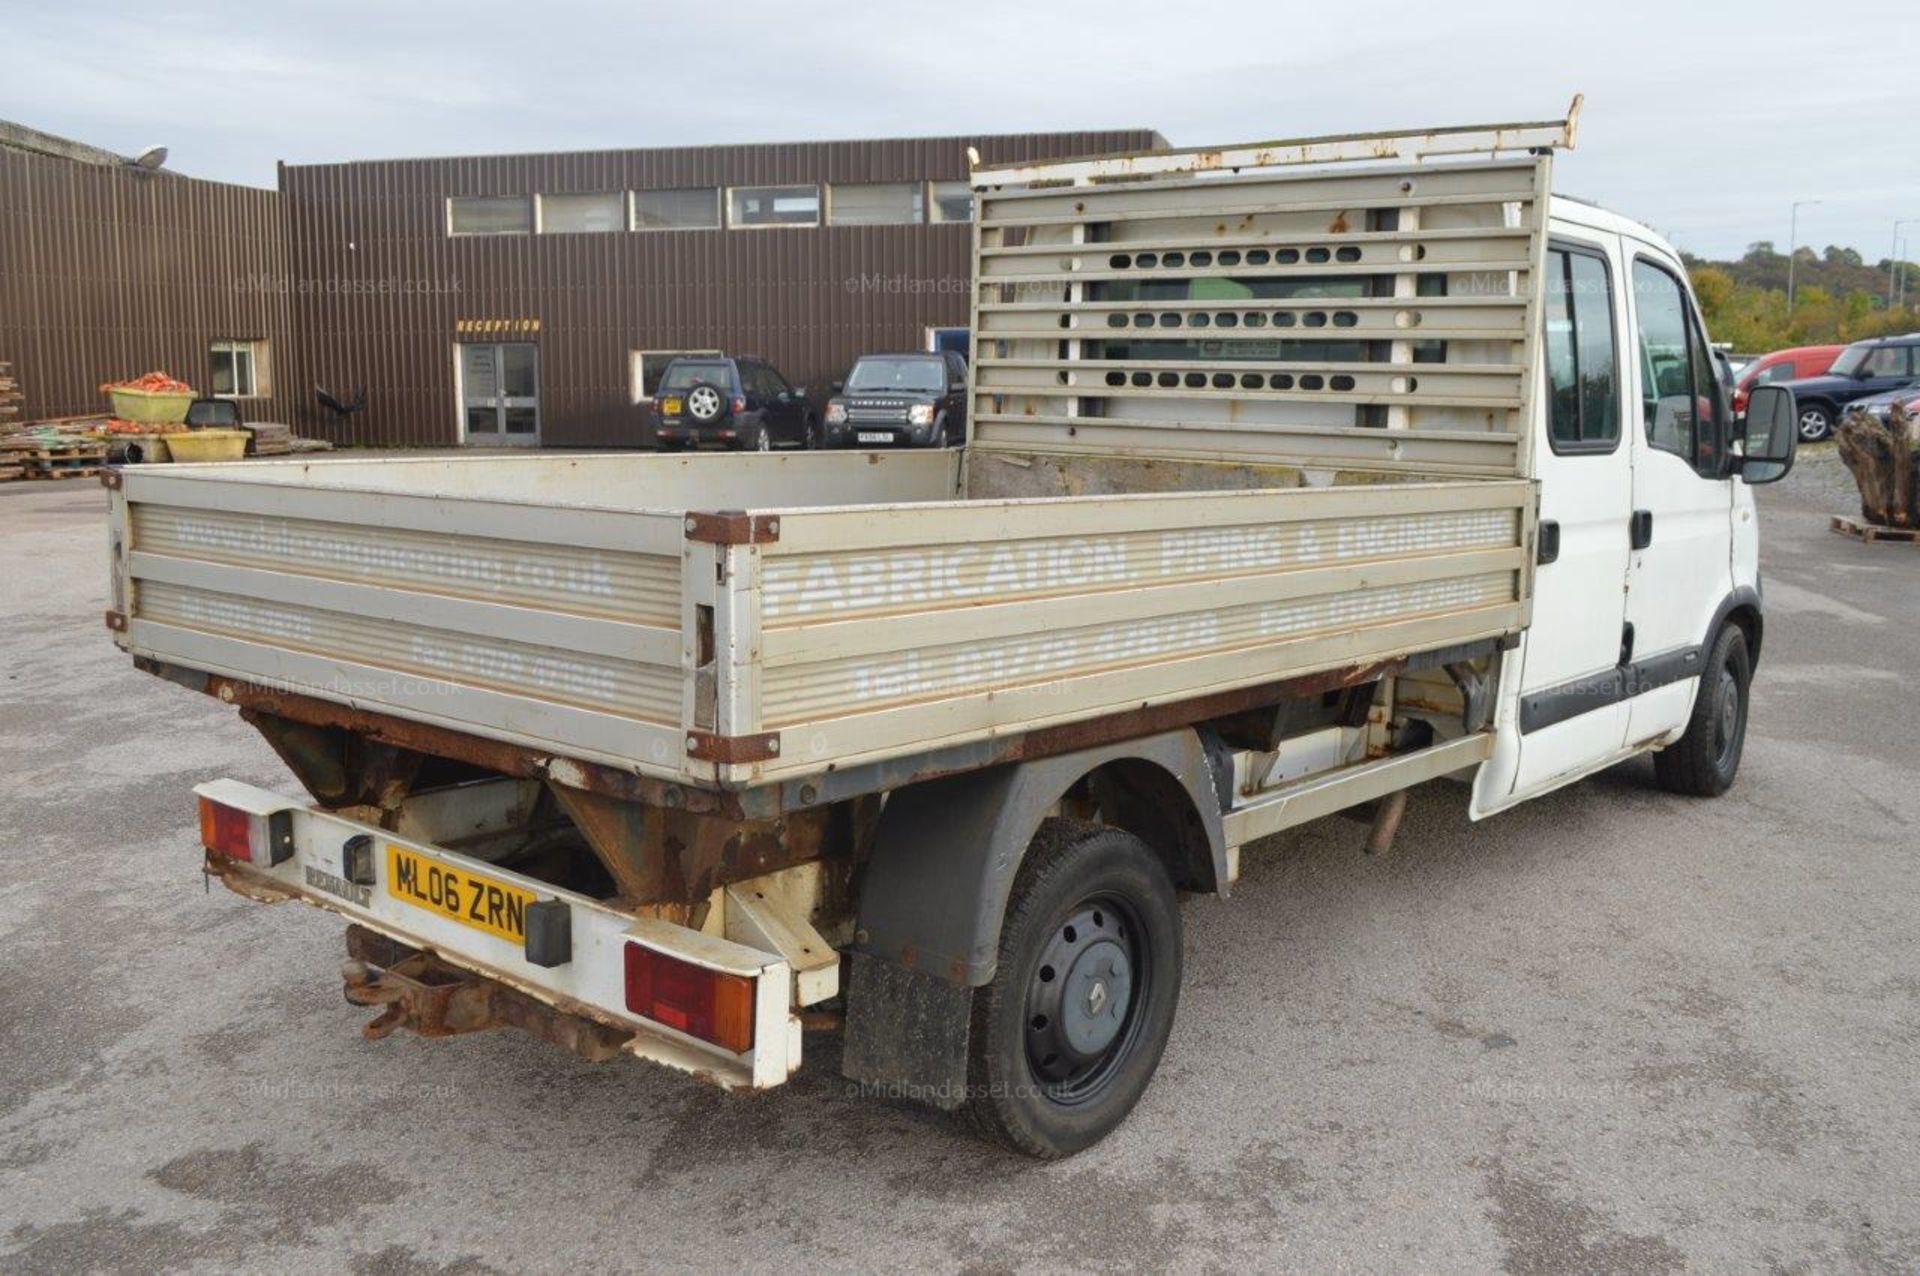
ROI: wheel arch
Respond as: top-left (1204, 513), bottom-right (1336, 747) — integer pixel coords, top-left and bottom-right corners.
top-left (1711, 584), bottom-right (1764, 671)
top-left (840, 728), bottom-right (1227, 1106)
top-left (853, 727), bottom-right (1226, 988)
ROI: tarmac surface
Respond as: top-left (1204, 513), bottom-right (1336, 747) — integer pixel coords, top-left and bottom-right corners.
top-left (2, 451), bottom-right (1916, 1272)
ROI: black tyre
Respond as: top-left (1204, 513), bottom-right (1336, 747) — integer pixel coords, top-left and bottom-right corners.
top-left (751, 422), bottom-right (772, 452)
top-left (966, 821), bottom-right (1182, 1159)
top-left (1797, 402), bottom-right (1834, 442)
top-left (1652, 625), bottom-right (1751, 797)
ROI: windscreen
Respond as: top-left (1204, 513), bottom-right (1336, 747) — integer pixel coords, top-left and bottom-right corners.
top-left (846, 358), bottom-right (945, 394)
top-left (1827, 344), bottom-right (1870, 377)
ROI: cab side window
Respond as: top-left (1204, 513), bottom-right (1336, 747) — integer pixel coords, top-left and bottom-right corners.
top-left (1861, 346), bottom-right (1907, 376)
top-left (1631, 260), bottom-right (1726, 477)
top-left (1543, 246), bottom-right (1620, 453)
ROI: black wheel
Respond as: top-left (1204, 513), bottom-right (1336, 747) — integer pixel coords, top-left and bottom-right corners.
top-left (1652, 625), bottom-right (1751, 797)
top-left (752, 422), bottom-right (772, 452)
top-left (801, 415), bottom-right (818, 449)
top-left (966, 821), bottom-right (1182, 1159)
top-left (1797, 402), bottom-right (1834, 442)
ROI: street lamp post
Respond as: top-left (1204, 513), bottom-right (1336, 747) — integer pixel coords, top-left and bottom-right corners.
top-left (1787, 199), bottom-right (1822, 314)
top-left (1893, 221), bottom-right (1916, 312)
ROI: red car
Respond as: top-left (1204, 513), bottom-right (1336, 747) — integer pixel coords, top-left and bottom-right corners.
top-left (1732, 344), bottom-right (1845, 417)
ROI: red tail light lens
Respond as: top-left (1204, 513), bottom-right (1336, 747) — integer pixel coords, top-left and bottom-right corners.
top-left (730, 396), bottom-right (746, 413)
top-left (199, 796), bottom-right (258, 862)
top-left (196, 796), bottom-right (293, 866)
top-left (623, 943), bottom-right (756, 1054)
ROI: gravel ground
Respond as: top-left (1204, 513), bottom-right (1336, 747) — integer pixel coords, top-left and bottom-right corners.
top-left (2, 453), bottom-right (1916, 1273)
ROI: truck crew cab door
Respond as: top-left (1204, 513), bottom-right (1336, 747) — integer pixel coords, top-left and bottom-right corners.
top-left (1480, 236), bottom-right (1635, 811)
top-left (1620, 252), bottom-right (1735, 745)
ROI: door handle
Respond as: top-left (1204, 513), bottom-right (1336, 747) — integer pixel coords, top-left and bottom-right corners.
top-left (1630, 509), bottom-right (1654, 550)
top-left (1536, 520), bottom-right (1561, 565)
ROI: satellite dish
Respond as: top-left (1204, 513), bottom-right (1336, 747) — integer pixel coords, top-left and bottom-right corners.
top-left (132, 146), bottom-right (169, 171)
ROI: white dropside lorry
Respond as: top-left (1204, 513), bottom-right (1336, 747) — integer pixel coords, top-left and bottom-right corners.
top-left (107, 101), bottom-right (1798, 1156)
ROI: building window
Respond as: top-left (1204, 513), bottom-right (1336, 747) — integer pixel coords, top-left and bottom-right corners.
top-left (929, 181), bottom-right (973, 223)
top-left (210, 339), bottom-right (268, 398)
top-left (539, 192), bottom-right (625, 234)
top-left (449, 195), bottom-right (532, 236)
top-left (632, 188), bottom-right (720, 231)
top-left (729, 185), bottom-right (820, 228)
top-left (632, 349), bottom-right (722, 402)
top-left (829, 182), bottom-right (924, 226)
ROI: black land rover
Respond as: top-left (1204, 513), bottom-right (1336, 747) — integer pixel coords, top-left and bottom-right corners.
top-left (821, 351), bottom-right (969, 448)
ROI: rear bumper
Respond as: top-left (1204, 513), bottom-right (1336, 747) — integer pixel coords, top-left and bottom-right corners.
top-left (195, 777), bottom-right (802, 1090)
top-left (655, 421), bottom-right (740, 447)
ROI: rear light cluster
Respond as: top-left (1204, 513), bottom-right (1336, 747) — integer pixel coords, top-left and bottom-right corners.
top-left (623, 943), bottom-right (755, 1054)
top-left (198, 795), bottom-right (293, 866)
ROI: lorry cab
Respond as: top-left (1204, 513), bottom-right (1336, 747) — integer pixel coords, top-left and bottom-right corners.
top-left (1474, 197), bottom-right (1780, 816)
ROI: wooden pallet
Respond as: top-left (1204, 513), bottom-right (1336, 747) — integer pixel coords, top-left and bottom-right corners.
top-left (1830, 514), bottom-right (1920, 545)
top-left (7, 443), bottom-right (107, 481)
top-left (20, 464), bottom-right (102, 480)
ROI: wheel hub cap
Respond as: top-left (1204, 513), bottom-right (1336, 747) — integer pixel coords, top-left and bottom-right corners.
top-left (1025, 900), bottom-right (1142, 1092)
top-left (1062, 938), bottom-right (1131, 1057)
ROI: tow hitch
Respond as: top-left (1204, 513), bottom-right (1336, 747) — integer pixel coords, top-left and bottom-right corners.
top-left (340, 926), bottom-right (633, 1063)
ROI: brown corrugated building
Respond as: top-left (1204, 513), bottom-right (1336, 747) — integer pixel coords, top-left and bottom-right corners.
top-left (1, 121), bottom-right (1160, 447)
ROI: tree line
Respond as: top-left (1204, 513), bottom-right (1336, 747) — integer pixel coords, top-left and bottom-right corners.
top-left (1683, 243), bottom-right (1920, 354)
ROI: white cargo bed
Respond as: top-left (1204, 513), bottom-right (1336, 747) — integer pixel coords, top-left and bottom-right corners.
top-left (110, 118), bottom-right (1559, 789)
top-left (108, 450), bottom-right (1532, 788)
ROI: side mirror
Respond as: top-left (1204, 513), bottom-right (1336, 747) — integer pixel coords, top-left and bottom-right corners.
top-left (830, 380), bottom-right (844, 394)
top-left (1739, 384), bottom-right (1797, 484)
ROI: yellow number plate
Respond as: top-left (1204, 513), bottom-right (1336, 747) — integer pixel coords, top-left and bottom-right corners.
top-left (662, 397), bottom-right (683, 415)
top-left (386, 844), bottom-right (535, 943)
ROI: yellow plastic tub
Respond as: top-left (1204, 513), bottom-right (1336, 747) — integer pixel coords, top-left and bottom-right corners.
top-left (164, 429), bottom-right (249, 462)
top-left (109, 387), bottom-right (194, 423)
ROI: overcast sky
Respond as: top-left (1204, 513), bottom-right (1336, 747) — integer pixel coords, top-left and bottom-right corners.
top-left (6, 0), bottom-right (1918, 262)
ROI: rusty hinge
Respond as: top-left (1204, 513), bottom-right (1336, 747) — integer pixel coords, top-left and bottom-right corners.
top-left (99, 467), bottom-right (123, 490)
top-left (685, 729), bottom-right (782, 763)
top-left (104, 609), bottom-right (128, 633)
top-left (684, 511), bottom-right (780, 545)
